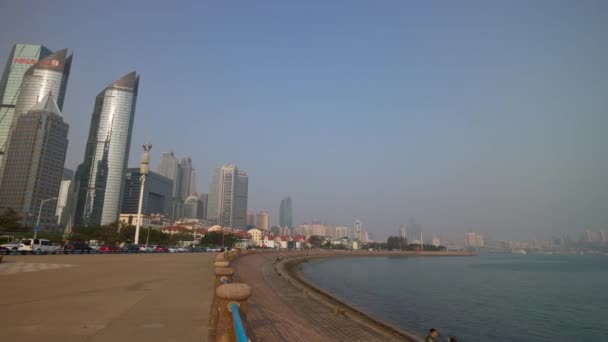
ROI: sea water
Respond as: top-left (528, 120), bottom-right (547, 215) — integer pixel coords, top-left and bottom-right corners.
top-left (301, 254), bottom-right (608, 341)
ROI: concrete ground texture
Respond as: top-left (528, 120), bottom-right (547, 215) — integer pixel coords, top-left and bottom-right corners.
top-left (0, 253), bottom-right (215, 342)
top-left (233, 252), bottom-right (412, 342)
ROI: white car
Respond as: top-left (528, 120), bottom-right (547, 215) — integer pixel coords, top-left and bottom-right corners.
top-left (1, 240), bottom-right (21, 253)
top-left (18, 239), bottom-right (58, 254)
top-left (139, 245), bottom-right (155, 252)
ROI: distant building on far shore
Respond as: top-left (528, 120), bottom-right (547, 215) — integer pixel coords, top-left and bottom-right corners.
top-left (465, 231), bottom-right (485, 247)
top-left (257, 211), bottom-right (270, 231)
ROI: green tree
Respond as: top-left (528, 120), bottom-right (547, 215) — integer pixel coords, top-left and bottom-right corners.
top-left (386, 236), bottom-right (408, 250)
top-left (309, 235), bottom-right (325, 248)
top-left (200, 231), bottom-right (238, 247)
top-left (0, 207), bottom-right (24, 233)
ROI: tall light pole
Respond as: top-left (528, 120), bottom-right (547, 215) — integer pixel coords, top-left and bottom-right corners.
top-left (35, 197), bottom-right (58, 239)
top-left (221, 226), bottom-right (225, 250)
top-left (134, 143), bottom-right (152, 245)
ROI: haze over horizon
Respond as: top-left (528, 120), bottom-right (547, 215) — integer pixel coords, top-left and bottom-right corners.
top-left (1, 0), bottom-right (606, 241)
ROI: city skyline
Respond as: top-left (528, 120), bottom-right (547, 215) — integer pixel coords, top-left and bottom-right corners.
top-left (0, 1), bottom-right (606, 241)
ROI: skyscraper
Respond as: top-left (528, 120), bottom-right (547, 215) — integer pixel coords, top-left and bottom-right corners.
top-left (407, 218), bottom-right (422, 244)
top-left (157, 152), bottom-right (181, 199)
top-left (121, 168), bottom-right (173, 217)
top-left (246, 209), bottom-right (255, 226)
top-left (279, 196), bottom-right (294, 229)
top-left (183, 195), bottom-right (200, 219)
top-left (354, 219), bottom-right (363, 240)
top-left (234, 171), bottom-right (248, 228)
top-left (197, 193), bottom-right (207, 220)
top-left (0, 47), bottom-right (71, 183)
top-left (0, 95), bottom-right (69, 228)
top-left (179, 157), bottom-right (194, 200)
top-left (399, 224), bottom-right (407, 239)
top-left (207, 164), bottom-right (248, 228)
top-left (0, 44), bottom-right (52, 170)
top-left (55, 168), bottom-right (75, 227)
top-left (257, 211), bottom-right (270, 231)
top-left (74, 72), bottom-right (140, 226)
top-left (190, 169), bottom-right (198, 195)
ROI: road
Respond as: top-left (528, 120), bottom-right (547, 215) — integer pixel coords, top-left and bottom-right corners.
top-left (0, 253), bottom-right (215, 342)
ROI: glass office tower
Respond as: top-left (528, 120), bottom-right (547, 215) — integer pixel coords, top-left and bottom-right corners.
top-left (75, 72), bottom-right (140, 226)
top-left (0, 44), bottom-right (53, 171)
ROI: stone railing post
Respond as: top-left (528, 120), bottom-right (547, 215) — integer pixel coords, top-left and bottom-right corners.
top-left (214, 264), bottom-right (234, 286)
top-left (216, 283), bottom-right (252, 342)
top-left (209, 262), bottom-right (234, 340)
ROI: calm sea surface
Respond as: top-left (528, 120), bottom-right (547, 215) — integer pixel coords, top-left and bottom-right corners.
top-left (300, 254), bottom-right (608, 342)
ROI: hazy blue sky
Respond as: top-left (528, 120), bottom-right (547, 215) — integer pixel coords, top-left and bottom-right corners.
top-left (1, 0), bottom-right (606, 241)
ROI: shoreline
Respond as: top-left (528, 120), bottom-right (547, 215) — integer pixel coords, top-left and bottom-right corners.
top-left (273, 250), bottom-right (475, 341)
top-left (231, 250), bottom-right (474, 341)
top-left (277, 254), bottom-right (422, 341)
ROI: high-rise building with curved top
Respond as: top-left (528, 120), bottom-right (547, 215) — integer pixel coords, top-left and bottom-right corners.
top-left (0, 46), bottom-right (69, 176)
top-left (12, 48), bottom-right (72, 118)
top-left (75, 72), bottom-right (140, 226)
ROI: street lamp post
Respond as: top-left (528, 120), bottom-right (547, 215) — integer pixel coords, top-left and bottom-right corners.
top-left (146, 225), bottom-right (151, 246)
top-left (221, 227), bottom-right (225, 250)
top-left (134, 143), bottom-right (152, 245)
top-left (35, 197), bottom-right (58, 239)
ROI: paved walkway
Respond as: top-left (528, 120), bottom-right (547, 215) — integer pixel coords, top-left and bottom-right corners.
top-left (0, 253), bottom-right (215, 342)
top-left (233, 252), bottom-right (408, 342)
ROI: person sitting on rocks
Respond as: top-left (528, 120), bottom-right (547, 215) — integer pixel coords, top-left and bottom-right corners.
top-left (425, 328), bottom-right (439, 342)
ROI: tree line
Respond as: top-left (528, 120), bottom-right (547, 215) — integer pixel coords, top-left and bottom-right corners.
top-left (0, 207), bottom-right (241, 247)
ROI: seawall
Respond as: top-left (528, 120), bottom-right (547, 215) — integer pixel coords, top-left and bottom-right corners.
top-left (273, 250), bottom-right (474, 341)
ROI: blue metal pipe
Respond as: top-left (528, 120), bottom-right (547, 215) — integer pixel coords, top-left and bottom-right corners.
top-left (230, 303), bottom-right (248, 342)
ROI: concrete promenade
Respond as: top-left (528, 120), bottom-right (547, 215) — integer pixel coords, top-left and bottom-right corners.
top-left (0, 253), bottom-right (215, 342)
top-left (233, 252), bottom-right (420, 342)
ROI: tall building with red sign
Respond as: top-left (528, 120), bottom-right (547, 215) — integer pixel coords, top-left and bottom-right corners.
top-left (0, 47), bottom-right (72, 186)
top-left (0, 44), bottom-right (52, 172)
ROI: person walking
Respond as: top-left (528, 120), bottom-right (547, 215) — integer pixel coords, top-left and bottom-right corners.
top-left (425, 328), bottom-right (439, 342)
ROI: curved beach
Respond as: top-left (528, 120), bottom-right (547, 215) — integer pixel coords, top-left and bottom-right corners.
top-left (231, 251), bottom-right (465, 341)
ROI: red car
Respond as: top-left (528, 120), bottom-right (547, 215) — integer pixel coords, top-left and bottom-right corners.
top-left (153, 246), bottom-right (169, 253)
top-left (99, 245), bottom-right (121, 253)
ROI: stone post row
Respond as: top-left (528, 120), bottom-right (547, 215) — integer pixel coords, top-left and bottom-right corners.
top-left (208, 261), bottom-right (234, 341)
top-left (215, 283), bottom-right (252, 342)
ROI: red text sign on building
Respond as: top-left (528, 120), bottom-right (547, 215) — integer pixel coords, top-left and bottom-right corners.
top-left (13, 58), bottom-right (37, 65)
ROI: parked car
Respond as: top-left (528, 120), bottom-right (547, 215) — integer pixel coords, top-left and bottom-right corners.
top-left (122, 244), bottom-right (140, 253)
top-left (98, 245), bottom-right (121, 253)
top-left (51, 242), bottom-right (61, 254)
top-left (1, 240), bottom-right (21, 253)
top-left (168, 246), bottom-right (179, 253)
top-left (0, 246), bottom-right (10, 255)
top-left (18, 238), bottom-right (56, 254)
top-left (89, 240), bottom-right (102, 251)
top-left (139, 245), bottom-right (156, 252)
top-left (63, 242), bottom-right (93, 254)
top-left (153, 245), bottom-right (169, 253)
